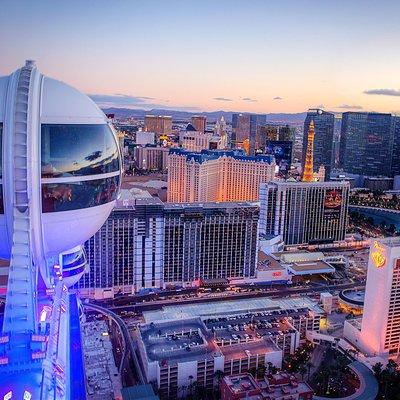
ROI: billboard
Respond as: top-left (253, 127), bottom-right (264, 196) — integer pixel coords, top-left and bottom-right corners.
top-left (265, 140), bottom-right (292, 171)
top-left (323, 189), bottom-right (342, 220)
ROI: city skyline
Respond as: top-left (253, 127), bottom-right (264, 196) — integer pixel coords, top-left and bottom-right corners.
top-left (1, 0), bottom-right (400, 115)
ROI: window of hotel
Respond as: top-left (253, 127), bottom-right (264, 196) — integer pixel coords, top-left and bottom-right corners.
top-left (41, 124), bottom-right (119, 178)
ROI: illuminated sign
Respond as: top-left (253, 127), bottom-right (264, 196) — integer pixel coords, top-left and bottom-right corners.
top-left (323, 189), bottom-right (342, 221)
top-left (31, 351), bottom-right (46, 360)
top-left (0, 335), bottom-right (9, 344)
top-left (272, 271), bottom-right (282, 277)
top-left (3, 391), bottom-right (12, 400)
top-left (371, 241), bottom-right (386, 268)
top-left (23, 391), bottom-right (32, 400)
top-left (0, 356), bottom-right (9, 365)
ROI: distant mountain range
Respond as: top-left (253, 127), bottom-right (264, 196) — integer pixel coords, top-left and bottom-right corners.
top-left (102, 107), bottom-right (308, 124)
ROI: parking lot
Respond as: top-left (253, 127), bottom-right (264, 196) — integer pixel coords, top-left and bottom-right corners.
top-left (203, 307), bottom-right (310, 346)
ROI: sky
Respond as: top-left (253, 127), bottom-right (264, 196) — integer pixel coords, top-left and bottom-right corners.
top-left (1, 0), bottom-right (399, 114)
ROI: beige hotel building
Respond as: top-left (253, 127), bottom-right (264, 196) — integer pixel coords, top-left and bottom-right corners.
top-left (167, 149), bottom-right (276, 203)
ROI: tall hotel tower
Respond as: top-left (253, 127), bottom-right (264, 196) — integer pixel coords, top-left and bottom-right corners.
top-left (167, 149), bottom-right (275, 203)
top-left (302, 120), bottom-right (315, 182)
top-left (345, 238), bottom-right (400, 358)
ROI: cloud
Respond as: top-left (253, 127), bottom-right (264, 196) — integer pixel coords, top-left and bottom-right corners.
top-left (364, 89), bottom-right (400, 97)
top-left (314, 104), bottom-right (325, 109)
top-left (89, 93), bottom-right (200, 111)
top-left (213, 97), bottom-right (233, 102)
top-left (337, 104), bottom-right (363, 110)
top-left (242, 97), bottom-right (258, 103)
top-left (273, 96), bottom-right (283, 100)
top-left (89, 94), bottom-right (155, 106)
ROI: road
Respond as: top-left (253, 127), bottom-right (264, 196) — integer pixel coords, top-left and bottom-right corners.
top-left (84, 303), bottom-right (146, 386)
top-left (108, 282), bottom-right (364, 314)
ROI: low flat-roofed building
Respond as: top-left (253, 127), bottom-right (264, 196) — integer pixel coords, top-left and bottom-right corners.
top-left (136, 316), bottom-right (285, 399)
top-left (136, 318), bottom-right (221, 399)
top-left (258, 372), bottom-right (313, 399)
top-left (136, 295), bottom-right (324, 397)
top-left (221, 373), bottom-right (261, 400)
top-left (220, 338), bottom-right (282, 377)
top-left (221, 372), bottom-right (313, 400)
top-left (230, 251), bottom-right (291, 286)
top-left (270, 251), bottom-right (336, 277)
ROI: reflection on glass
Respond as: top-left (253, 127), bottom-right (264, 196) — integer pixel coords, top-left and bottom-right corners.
top-left (63, 264), bottom-right (86, 278)
top-left (42, 176), bottom-right (119, 213)
top-left (41, 124), bottom-right (119, 178)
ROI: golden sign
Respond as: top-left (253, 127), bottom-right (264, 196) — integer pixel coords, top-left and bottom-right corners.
top-left (371, 241), bottom-right (386, 268)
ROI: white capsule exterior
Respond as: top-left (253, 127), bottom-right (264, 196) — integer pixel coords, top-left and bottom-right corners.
top-left (0, 62), bottom-right (121, 285)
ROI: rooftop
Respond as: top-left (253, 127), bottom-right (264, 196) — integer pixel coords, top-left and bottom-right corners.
top-left (258, 373), bottom-right (313, 398)
top-left (264, 180), bottom-right (350, 189)
top-left (286, 260), bottom-right (335, 275)
top-left (164, 201), bottom-right (258, 211)
top-left (223, 373), bottom-right (260, 395)
top-left (143, 296), bottom-right (323, 324)
top-left (169, 148), bottom-right (275, 164)
top-left (220, 337), bottom-right (281, 361)
top-left (139, 318), bottom-right (219, 364)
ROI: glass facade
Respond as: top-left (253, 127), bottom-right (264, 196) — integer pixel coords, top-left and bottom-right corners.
top-left (302, 109), bottom-right (334, 180)
top-left (339, 112), bottom-right (393, 177)
top-left (42, 175), bottom-right (119, 213)
top-left (41, 124), bottom-right (119, 178)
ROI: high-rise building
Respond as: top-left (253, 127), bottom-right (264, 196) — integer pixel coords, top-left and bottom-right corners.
top-left (163, 202), bottom-right (259, 285)
top-left (77, 198), bottom-right (259, 297)
top-left (278, 125), bottom-right (295, 142)
top-left (259, 181), bottom-right (349, 246)
top-left (232, 113), bottom-right (267, 155)
top-left (134, 145), bottom-right (169, 171)
top-left (339, 112), bottom-right (393, 177)
top-left (232, 113), bottom-right (249, 145)
top-left (180, 123), bottom-right (211, 152)
top-left (144, 114), bottom-right (172, 136)
top-left (302, 120), bottom-right (315, 182)
top-left (191, 115), bottom-right (207, 133)
top-left (344, 238), bottom-right (400, 358)
top-left (390, 116), bottom-right (400, 176)
top-left (167, 149), bottom-right (275, 203)
top-left (302, 109), bottom-right (334, 180)
top-left (78, 197), bottom-right (164, 298)
top-left (265, 141), bottom-right (293, 171)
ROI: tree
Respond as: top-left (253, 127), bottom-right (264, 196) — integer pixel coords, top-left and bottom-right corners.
top-left (214, 369), bottom-right (224, 386)
top-left (372, 362), bottom-right (383, 380)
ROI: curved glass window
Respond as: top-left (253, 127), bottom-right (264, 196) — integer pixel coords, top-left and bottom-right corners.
top-left (62, 249), bottom-right (86, 270)
top-left (62, 264), bottom-right (86, 278)
top-left (42, 175), bottom-right (119, 213)
top-left (41, 124), bottom-right (119, 178)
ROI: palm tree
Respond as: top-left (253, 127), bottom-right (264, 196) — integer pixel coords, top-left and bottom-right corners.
top-left (267, 362), bottom-right (274, 374)
top-left (256, 364), bottom-right (266, 378)
top-left (214, 369), bottom-right (224, 386)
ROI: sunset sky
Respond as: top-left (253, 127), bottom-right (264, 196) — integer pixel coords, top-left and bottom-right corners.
top-left (1, 0), bottom-right (399, 114)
